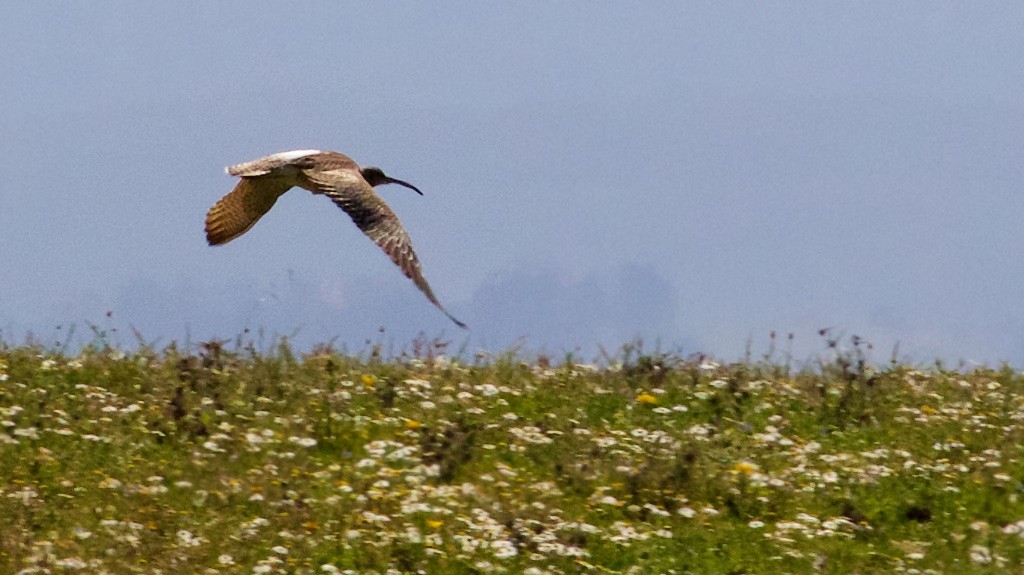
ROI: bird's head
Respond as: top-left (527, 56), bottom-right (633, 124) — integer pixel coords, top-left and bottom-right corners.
top-left (360, 166), bottom-right (423, 195)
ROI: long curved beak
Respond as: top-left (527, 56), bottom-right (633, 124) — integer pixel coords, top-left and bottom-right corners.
top-left (385, 177), bottom-right (423, 195)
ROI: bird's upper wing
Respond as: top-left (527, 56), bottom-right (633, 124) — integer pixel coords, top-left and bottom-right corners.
top-left (205, 176), bottom-right (293, 246)
top-left (300, 169), bottom-right (467, 329)
top-left (226, 149), bottom-right (322, 177)
top-left (206, 150), bottom-right (326, 245)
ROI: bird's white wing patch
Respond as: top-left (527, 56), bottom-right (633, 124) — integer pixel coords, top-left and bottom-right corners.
top-left (226, 149), bottom-right (323, 177)
top-left (269, 149), bottom-right (322, 162)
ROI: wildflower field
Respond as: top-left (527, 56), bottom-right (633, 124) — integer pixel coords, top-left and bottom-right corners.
top-left (3, 335), bottom-right (1024, 574)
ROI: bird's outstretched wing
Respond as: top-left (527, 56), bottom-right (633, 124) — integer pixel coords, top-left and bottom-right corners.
top-left (205, 177), bottom-right (293, 245)
top-left (302, 170), bottom-right (468, 329)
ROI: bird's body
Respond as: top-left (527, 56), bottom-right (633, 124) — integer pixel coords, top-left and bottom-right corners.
top-left (205, 149), bottom-right (466, 328)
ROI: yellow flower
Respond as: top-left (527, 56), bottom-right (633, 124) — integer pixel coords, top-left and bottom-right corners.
top-left (732, 461), bottom-right (759, 476)
top-left (405, 419), bottom-right (422, 430)
top-left (362, 374), bottom-right (377, 387)
top-left (426, 519), bottom-right (443, 529)
top-left (636, 393), bottom-right (658, 404)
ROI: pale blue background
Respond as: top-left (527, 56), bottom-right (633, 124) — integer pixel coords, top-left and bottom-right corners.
top-left (2, 3), bottom-right (1023, 364)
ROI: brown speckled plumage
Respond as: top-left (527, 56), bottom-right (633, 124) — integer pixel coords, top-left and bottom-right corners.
top-left (204, 150), bottom-right (466, 329)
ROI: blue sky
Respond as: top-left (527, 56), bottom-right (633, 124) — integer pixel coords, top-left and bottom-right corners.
top-left (2, 3), bottom-right (1023, 364)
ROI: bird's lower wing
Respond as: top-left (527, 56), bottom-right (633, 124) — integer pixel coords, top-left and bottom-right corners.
top-left (313, 181), bottom-right (467, 329)
top-left (205, 177), bottom-right (293, 245)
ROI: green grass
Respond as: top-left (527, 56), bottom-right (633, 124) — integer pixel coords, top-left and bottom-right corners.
top-left (3, 334), bottom-right (1024, 574)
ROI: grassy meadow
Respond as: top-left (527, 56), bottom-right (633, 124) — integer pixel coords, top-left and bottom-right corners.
top-left (2, 332), bottom-right (1024, 574)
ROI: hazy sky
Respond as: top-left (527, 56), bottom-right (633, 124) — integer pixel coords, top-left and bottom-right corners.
top-left (2, 3), bottom-right (1023, 364)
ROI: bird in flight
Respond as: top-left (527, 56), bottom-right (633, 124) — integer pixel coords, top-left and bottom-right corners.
top-left (204, 149), bottom-right (466, 328)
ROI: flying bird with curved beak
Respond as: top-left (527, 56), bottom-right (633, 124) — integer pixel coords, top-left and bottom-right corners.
top-left (204, 149), bottom-right (466, 328)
